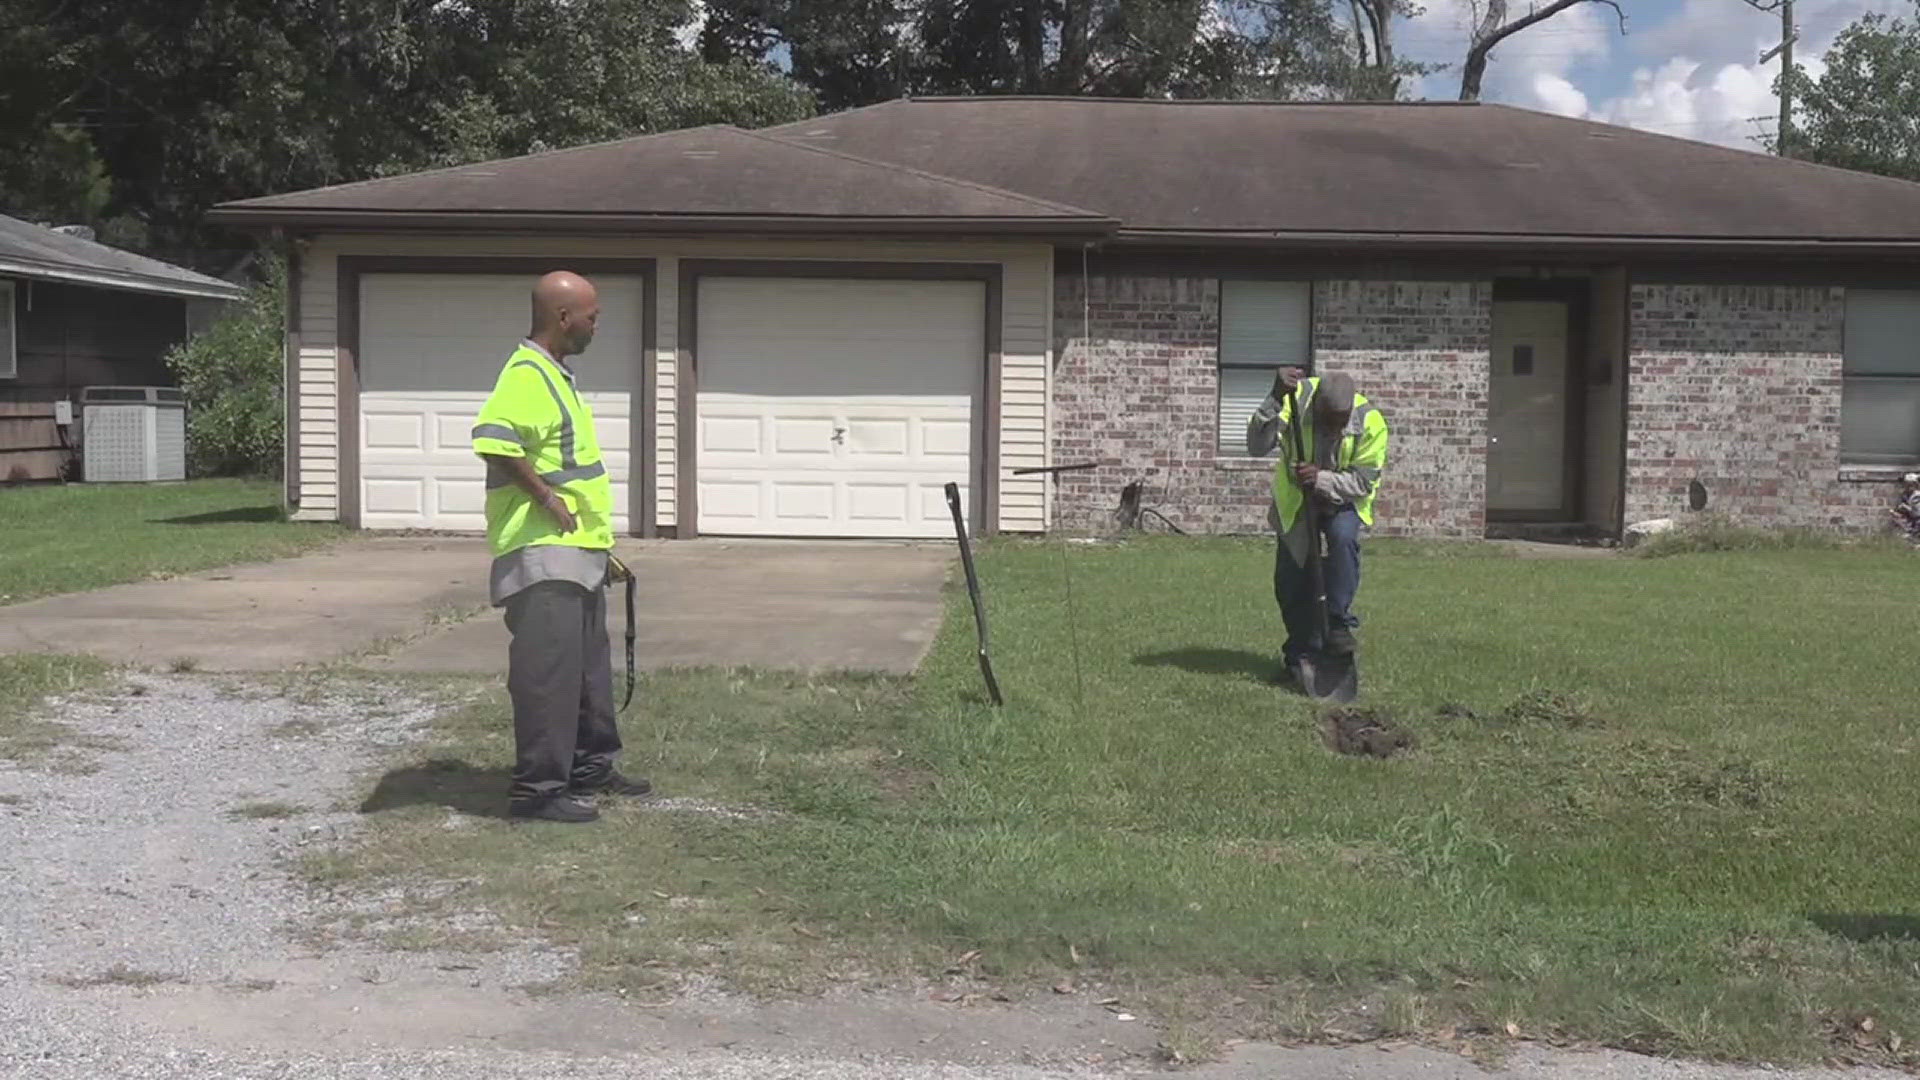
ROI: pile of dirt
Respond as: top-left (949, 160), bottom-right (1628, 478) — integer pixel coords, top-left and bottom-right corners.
top-left (1322, 708), bottom-right (1418, 759)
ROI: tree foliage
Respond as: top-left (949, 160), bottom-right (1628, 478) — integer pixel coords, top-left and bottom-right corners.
top-left (696, 0), bottom-right (1439, 109)
top-left (1774, 9), bottom-right (1920, 180)
top-left (0, 0), bottom-right (813, 271)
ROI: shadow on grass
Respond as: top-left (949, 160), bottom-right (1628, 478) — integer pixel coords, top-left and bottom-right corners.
top-left (152, 506), bottom-right (285, 525)
top-left (1808, 913), bottom-right (1920, 943)
top-left (1134, 647), bottom-right (1279, 682)
top-left (360, 758), bottom-right (506, 819)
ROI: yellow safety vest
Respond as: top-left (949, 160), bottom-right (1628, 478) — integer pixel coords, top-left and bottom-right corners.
top-left (1272, 376), bottom-right (1389, 533)
top-left (470, 343), bottom-right (615, 557)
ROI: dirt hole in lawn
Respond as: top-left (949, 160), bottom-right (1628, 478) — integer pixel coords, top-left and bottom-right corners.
top-left (1322, 708), bottom-right (1418, 759)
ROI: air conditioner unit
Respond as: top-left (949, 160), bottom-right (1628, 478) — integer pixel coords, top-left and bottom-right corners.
top-left (81, 386), bottom-right (187, 482)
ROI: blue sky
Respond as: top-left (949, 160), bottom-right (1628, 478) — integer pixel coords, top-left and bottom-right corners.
top-left (1399, 0), bottom-right (1910, 148)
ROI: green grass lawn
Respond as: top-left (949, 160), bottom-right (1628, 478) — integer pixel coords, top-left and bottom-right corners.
top-left (0, 478), bottom-right (342, 604)
top-left (316, 536), bottom-right (1920, 1067)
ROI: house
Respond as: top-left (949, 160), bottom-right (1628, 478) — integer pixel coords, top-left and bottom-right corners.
top-left (205, 98), bottom-right (1920, 540)
top-left (0, 214), bottom-right (243, 482)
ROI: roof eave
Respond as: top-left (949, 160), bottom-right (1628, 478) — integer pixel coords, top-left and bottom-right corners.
top-left (0, 255), bottom-right (244, 301)
top-left (1109, 229), bottom-right (1920, 260)
top-left (204, 207), bottom-right (1118, 239)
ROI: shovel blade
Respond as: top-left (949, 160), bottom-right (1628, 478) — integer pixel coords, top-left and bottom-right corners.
top-left (1298, 652), bottom-right (1358, 704)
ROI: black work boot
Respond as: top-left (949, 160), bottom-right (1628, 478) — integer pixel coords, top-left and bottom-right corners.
top-left (1326, 626), bottom-right (1357, 656)
top-left (572, 770), bottom-right (653, 799)
top-left (509, 795), bottom-right (601, 823)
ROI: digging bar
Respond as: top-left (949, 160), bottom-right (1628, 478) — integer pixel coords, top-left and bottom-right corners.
top-left (944, 481), bottom-right (1003, 706)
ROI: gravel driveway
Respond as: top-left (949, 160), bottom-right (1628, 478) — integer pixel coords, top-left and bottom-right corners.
top-left (0, 674), bottom-right (1906, 1080)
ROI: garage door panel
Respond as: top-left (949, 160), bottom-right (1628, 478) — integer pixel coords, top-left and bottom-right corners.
top-left (921, 418), bottom-right (972, 458)
top-left (696, 277), bottom-right (983, 537)
top-left (365, 478), bottom-right (426, 519)
top-left (848, 484), bottom-right (909, 522)
top-left (774, 419), bottom-right (835, 455)
top-left (364, 412), bottom-right (425, 451)
top-left (700, 415), bottom-right (762, 455)
top-left (357, 272), bottom-right (644, 531)
top-left (846, 420), bottom-right (907, 456)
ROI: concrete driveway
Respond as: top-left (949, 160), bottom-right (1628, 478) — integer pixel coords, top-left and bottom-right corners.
top-left (0, 538), bottom-right (953, 676)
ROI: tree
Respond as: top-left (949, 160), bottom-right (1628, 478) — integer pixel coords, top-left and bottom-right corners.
top-left (1456, 0), bottom-right (1627, 101)
top-left (1772, 10), bottom-right (1920, 180)
top-left (0, 0), bottom-right (815, 271)
top-left (694, 0), bottom-right (1438, 107)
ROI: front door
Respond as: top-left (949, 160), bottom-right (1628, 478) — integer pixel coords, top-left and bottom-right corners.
top-left (1487, 300), bottom-right (1570, 516)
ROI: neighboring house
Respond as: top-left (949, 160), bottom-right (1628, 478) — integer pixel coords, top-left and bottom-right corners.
top-left (206, 98), bottom-right (1920, 540)
top-left (0, 214), bottom-right (243, 482)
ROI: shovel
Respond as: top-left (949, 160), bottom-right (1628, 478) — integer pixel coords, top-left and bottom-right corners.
top-left (1288, 386), bottom-right (1359, 704)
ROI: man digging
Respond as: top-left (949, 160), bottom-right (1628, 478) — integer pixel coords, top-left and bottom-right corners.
top-left (471, 270), bottom-right (652, 823)
top-left (1246, 367), bottom-right (1389, 689)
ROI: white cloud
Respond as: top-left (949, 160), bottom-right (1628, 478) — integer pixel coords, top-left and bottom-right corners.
top-left (1593, 56), bottom-right (1789, 149)
top-left (1533, 72), bottom-right (1590, 117)
top-left (1393, 0), bottom-right (1906, 149)
top-left (1551, 0), bottom-right (1894, 149)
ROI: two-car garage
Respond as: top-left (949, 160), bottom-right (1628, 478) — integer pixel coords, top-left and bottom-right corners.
top-left (348, 266), bottom-right (990, 539)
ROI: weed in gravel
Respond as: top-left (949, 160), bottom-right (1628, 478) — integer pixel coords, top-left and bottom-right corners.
top-left (269, 718), bottom-right (325, 740)
top-left (0, 654), bottom-right (123, 770)
top-left (230, 800), bottom-right (307, 820)
top-left (54, 964), bottom-right (184, 989)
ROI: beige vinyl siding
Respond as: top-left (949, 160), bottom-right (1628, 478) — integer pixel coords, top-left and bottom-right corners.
top-left (296, 234), bottom-right (1054, 533)
top-left (291, 245), bottom-right (339, 520)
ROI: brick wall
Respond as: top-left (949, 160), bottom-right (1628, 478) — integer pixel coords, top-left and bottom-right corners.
top-left (1626, 284), bottom-right (1900, 530)
top-left (1313, 281), bottom-right (1491, 538)
top-left (1050, 274), bottom-right (1492, 537)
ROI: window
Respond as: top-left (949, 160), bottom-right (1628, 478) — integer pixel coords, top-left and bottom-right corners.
top-left (1842, 290), bottom-right (1920, 464)
top-left (1218, 279), bottom-right (1310, 456)
top-left (0, 281), bottom-right (14, 380)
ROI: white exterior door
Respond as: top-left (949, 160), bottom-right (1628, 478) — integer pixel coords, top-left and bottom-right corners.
top-left (695, 277), bottom-right (984, 538)
top-left (356, 273), bottom-right (646, 531)
top-left (1487, 300), bottom-right (1570, 515)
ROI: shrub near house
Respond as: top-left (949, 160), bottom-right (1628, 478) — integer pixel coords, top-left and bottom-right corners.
top-left (164, 257), bottom-right (285, 479)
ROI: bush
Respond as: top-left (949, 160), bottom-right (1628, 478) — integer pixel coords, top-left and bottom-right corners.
top-left (164, 255), bottom-right (284, 478)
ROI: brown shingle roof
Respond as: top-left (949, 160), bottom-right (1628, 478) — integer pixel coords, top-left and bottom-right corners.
top-left (766, 98), bottom-right (1920, 248)
top-left (208, 124), bottom-right (1112, 235)
top-left (0, 213), bottom-right (241, 300)
top-left (212, 98), bottom-right (1920, 253)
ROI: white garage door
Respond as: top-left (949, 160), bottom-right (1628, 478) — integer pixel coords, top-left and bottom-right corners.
top-left (696, 277), bottom-right (984, 538)
top-left (357, 273), bottom-right (646, 531)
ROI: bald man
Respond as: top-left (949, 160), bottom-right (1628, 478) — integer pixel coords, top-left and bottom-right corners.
top-left (1246, 367), bottom-right (1390, 686)
top-left (470, 271), bottom-right (650, 823)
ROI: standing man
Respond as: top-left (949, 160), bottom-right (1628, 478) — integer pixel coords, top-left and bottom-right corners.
top-left (471, 270), bottom-right (651, 824)
top-left (1246, 367), bottom-right (1389, 686)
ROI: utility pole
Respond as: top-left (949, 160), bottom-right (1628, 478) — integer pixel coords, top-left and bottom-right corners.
top-left (1756, 0), bottom-right (1799, 155)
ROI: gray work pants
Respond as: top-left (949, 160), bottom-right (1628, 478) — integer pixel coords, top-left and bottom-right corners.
top-left (504, 580), bottom-right (622, 803)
